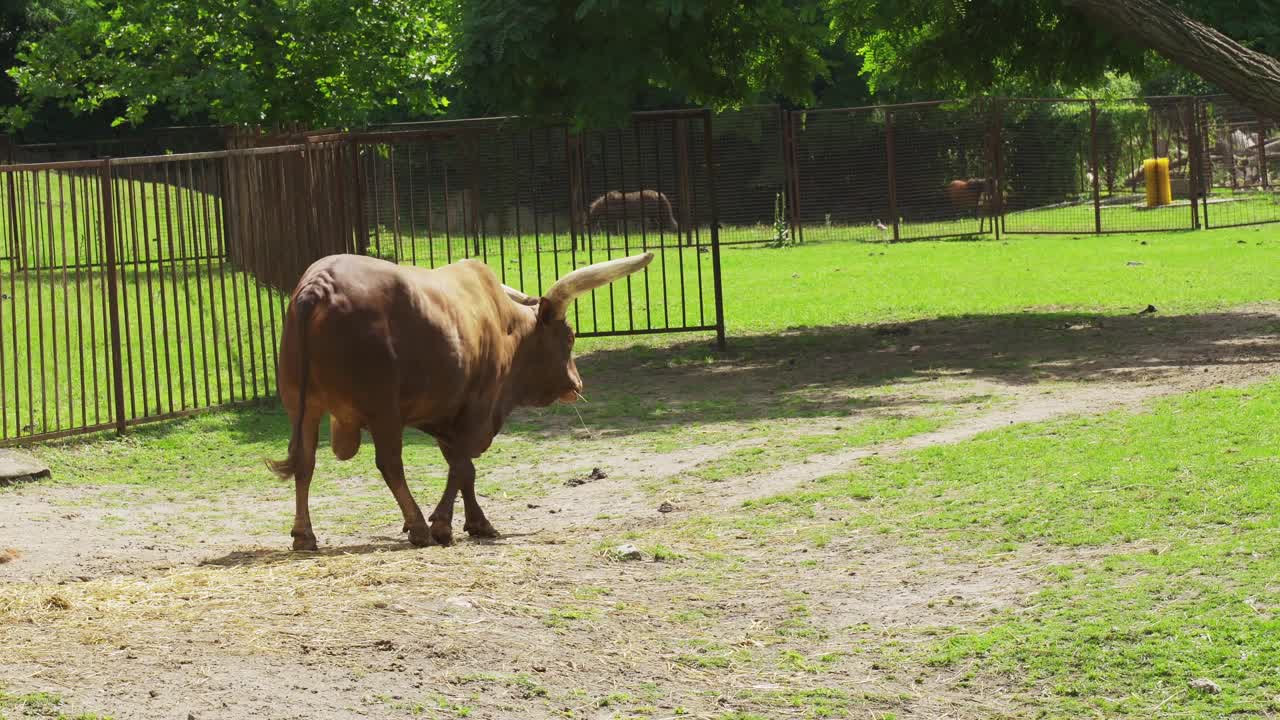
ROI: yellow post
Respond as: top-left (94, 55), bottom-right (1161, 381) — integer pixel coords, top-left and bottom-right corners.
top-left (1157, 157), bottom-right (1173, 205)
top-left (1144, 159), bottom-right (1159, 207)
top-left (1144, 158), bottom-right (1174, 207)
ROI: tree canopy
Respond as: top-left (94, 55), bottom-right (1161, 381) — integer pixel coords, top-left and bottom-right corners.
top-left (2, 0), bottom-right (1278, 133)
top-left (4, 0), bottom-right (453, 129)
top-left (454, 0), bottom-right (829, 127)
top-left (834, 0), bottom-right (1277, 100)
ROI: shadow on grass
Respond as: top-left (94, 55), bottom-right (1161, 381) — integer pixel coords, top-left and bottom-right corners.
top-left (40, 308), bottom-right (1280, 450)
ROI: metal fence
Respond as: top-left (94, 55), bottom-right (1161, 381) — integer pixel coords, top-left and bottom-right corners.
top-left (354, 109), bottom-right (724, 341)
top-left (776, 95), bottom-right (1280, 243)
top-left (0, 111), bottom-right (725, 445)
top-left (0, 151), bottom-right (290, 443)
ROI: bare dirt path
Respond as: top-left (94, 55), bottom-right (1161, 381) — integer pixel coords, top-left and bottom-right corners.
top-left (2, 306), bottom-right (1278, 718)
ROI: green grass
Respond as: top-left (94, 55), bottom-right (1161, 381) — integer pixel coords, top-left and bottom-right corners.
top-left (717, 223), bottom-right (1280, 334)
top-left (0, 688), bottom-right (110, 720)
top-left (749, 381), bottom-right (1280, 716)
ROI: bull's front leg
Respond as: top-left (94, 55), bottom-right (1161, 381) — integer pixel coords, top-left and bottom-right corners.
top-left (431, 453), bottom-right (498, 544)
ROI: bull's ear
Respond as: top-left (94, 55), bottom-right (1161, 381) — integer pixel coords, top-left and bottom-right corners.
top-left (537, 299), bottom-right (558, 325)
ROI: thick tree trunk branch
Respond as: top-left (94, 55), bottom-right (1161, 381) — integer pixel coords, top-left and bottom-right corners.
top-left (1062, 0), bottom-right (1280, 120)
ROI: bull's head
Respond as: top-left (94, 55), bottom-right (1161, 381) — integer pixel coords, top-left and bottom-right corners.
top-left (504, 252), bottom-right (653, 407)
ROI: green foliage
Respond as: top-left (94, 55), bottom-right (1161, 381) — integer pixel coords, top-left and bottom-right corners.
top-left (831, 0), bottom-right (1279, 100)
top-left (5, 0), bottom-right (454, 128)
top-left (456, 0), bottom-right (828, 127)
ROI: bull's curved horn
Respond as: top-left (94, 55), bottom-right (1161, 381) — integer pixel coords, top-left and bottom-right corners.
top-left (502, 284), bottom-right (539, 306)
top-left (543, 252), bottom-right (654, 319)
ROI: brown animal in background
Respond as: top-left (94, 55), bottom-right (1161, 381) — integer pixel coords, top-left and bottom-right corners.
top-left (268, 252), bottom-right (654, 550)
top-left (945, 178), bottom-right (999, 232)
top-left (587, 190), bottom-right (680, 235)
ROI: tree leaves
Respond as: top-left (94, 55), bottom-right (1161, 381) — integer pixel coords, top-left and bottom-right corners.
top-left (6, 0), bottom-right (455, 128)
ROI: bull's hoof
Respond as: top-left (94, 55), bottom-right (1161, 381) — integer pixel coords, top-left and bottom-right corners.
top-left (291, 531), bottom-right (318, 552)
top-left (429, 521), bottom-right (454, 547)
top-left (407, 523), bottom-right (434, 548)
top-left (464, 519), bottom-right (499, 538)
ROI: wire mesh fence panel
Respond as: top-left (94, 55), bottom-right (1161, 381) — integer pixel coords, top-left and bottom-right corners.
top-left (1098, 99), bottom-right (1197, 233)
top-left (891, 100), bottom-right (993, 241)
top-left (711, 106), bottom-right (787, 246)
top-left (356, 111), bottom-right (723, 339)
top-left (791, 108), bottom-right (893, 244)
top-left (1200, 95), bottom-right (1280, 229)
top-left (999, 100), bottom-right (1097, 234)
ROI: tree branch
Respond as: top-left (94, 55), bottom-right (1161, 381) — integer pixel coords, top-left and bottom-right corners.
top-left (1062, 0), bottom-right (1280, 119)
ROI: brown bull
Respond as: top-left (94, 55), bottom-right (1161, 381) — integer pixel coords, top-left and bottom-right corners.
top-left (945, 178), bottom-right (999, 232)
top-left (586, 190), bottom-right (680, 235)
top-left (268, 252), bottom-right (653, 550)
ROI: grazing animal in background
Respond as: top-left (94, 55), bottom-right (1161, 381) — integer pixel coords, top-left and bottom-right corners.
top-left (268, 252), bottom-right (654, 550)
top-left (586, 190), bottom-right (680, 237)
top-left (874, 219), bottom-right (889, 242)
top-left (945, 178), bottom-right (999, 232)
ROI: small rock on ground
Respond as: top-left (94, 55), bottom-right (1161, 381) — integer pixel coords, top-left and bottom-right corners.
top-left (612, 544), bottom-right (643, 561)
top-left (0, 449), bottom-right (51, 486)
top-left (1189, 678), bottom-right (1221, 694)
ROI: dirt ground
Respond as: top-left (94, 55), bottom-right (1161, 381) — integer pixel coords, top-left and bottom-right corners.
top-left (2, 306), bottom-right (1279, 719)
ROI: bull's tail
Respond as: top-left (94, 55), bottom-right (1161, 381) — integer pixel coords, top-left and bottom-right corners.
top-left (266, 290), bottom-right (317, 480)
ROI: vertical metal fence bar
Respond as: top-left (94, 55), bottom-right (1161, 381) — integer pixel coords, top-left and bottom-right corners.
top-left (407, 145), bottom-right (419, 267)
top-left (666, 121), bottom-right (687, 328)
top-left (702, 110), bottom-right (727, 349)
top-left (198, 160), bottom-right (224, 406)
top-left (185, 160), bottom-right (212, 407)
top-left (886, 111), bottom-right (900, 242)
top-left (99, 160), bottom-right (128, 435)
top-left (56, 172), bottom-right (73, 429)
top-left (35, 170), bottom-right (51, 432)
top-left (528, 130), bottom-right (544, 296)
top-left (16, 171), bottom-right (33, 436)
top-left (425, 143), bottom-right (437, 268)
top-left (80, 168), bottom-right (102, 426)
top-left (123, 165), bottom-right (146, 419)
top-left (0, 173), bottom-right (9, 439)
top-left (1259, 121), bottom-right (1269, 190)
top-left (1090, 101), bottom-right (1103, 234)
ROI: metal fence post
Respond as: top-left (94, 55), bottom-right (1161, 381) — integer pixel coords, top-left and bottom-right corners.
top-left (352, 139), bottom-right (369, 255)
top-left (1090, 100), bottom-right (1103, 234)
top-left (785, 110), bottom-right (805, 245)
top-left (989, 98), bottom-right (1005, 240)
top-left (701, 110), bottom-right (727, 350)
top-left (1259, 120), bottom-right (1269, 189)
top-left (675, 119), bottom-right (694, 246)
top-left (566, 131), bottom-right (584, 253)
top-left (1186, 100), bottom-right (1202, 230)
top-left (98, 159), bottom-right (128, 435)
top-left (885, 110), bottom-right (900, 242)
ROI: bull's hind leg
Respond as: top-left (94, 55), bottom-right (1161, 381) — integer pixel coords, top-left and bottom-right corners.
top-left (291, 412), bottom-right (323, 551)
top-left (369, 419), bottom-right (432, 547)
